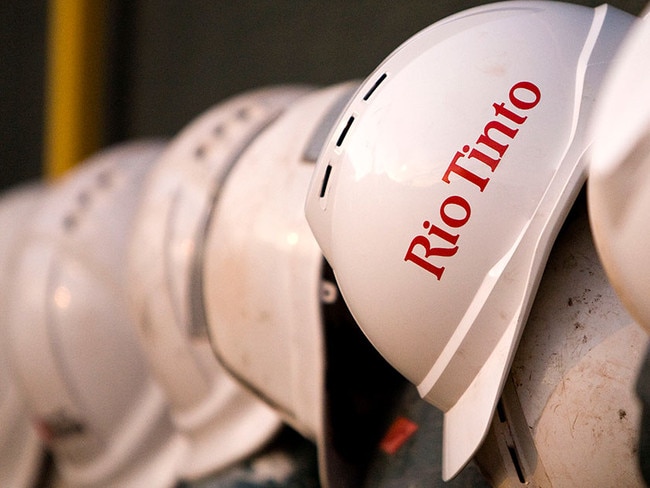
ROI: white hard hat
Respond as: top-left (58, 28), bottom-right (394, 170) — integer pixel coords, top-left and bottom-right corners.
top-left (4, 141), bottom-right (186, 487)
top-left (0, 184), bottom-right (45, 488)
top-left (128, 86), bottom-right (311, 480)
top-left (203, 82), bottom-right (406, 488)
top-left (474, 199), bottom-right (647, 487)
top-left (587, 10), bottom-right (650, 486)
top-left (304, 1), bottom-right (634, 480)
top-left (588, 11), bottom-right (650, 335)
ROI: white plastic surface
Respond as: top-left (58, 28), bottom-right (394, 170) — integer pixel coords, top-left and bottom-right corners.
top-left (203, 82), bottom-right (359, 488)
top-left (478, 208), bottom-right (646, 487)
top-left (304, 1), bottom-right (634, 480)
top-left (4, 141), bottom-right (185, 487)
top-left (588, 12), bottom-right (650, 335)
top-left (0, 185), bottom-right (44, 488)
top-left (128, 87), bottom-right (310, 480)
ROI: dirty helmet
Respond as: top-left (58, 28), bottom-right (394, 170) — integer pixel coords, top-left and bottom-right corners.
top-left (474, 198), bottom-right (647, 487)
top-left (588, 10), bottom-right (650, 334)
top-left (587, 9), bottom-right (650, 485)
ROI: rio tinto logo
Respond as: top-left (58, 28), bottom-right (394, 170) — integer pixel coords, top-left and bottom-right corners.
top-left (404, 81), bottom-right (541, 280)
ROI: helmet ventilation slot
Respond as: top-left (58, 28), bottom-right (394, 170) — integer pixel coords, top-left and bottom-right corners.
top-left (499, 399), bottom-right (527, 484)
top-left (320, 164), bottom-right (333, 198)
top-left (336, 116), bottom-right (355, 147)
top-left (507, 444), bottom-right (526, 484)
top-left (362, 73), bottom-right (387, 101)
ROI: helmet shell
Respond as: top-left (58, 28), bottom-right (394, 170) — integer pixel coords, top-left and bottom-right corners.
top-left (0, 184), bottom-right (44, 488)
top-left (588, 12), bottom-right (650, 335)
top-left (5, 141), bottom-right (185, 487)
top-left (204, 82), bottom-right (402, 488)
top-left (128, 86), bottom-right (310, 480)
top-left (587, 11), bottom-right (650, 487)
top-left (475, 201), bottom-right (647, 487)
top-left (305, 1), bottom-right (634, 479)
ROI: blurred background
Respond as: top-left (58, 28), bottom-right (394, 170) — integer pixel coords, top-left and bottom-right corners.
top-left (3, 0), bottom-right (648, 190)
top-left (2, 2), bottom-right (649, 487)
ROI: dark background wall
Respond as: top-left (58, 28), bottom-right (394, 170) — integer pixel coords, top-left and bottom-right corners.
top-left (2, 0), bottom-right (648, 191)
top-left (1, 2), bottom-right (48, 188)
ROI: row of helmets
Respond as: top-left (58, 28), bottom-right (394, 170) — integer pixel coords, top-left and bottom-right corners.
top-left (0, 80), bottom-right (406, 487)
top-left (2, 1), bottom-right (650, 487)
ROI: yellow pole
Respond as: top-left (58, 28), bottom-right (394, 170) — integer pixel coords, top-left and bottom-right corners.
top-left (44, 1), bottom-right (107, 180)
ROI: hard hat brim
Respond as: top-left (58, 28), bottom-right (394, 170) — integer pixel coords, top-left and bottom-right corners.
top-left (435, 142), bottom-right (590, 480)
top-left (441, 314), bottom-right (520, 480)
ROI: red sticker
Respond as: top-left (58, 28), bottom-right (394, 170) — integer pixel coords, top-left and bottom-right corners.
top-left (379, 416), bottom-right (419, 455)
